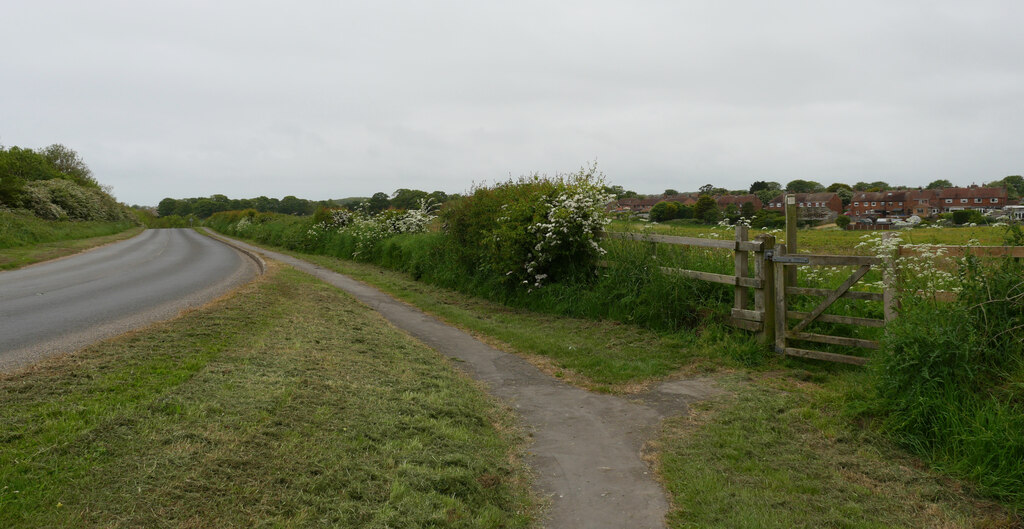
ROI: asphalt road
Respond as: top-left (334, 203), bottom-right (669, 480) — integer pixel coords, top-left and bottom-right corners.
top-left (0, 228), bottom-right (260, 372)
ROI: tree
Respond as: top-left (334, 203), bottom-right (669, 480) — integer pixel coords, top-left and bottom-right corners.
top-left (855, 180), bottom-right (891, 191)
top-left (365, 192), bottom-right (390, 214)
top-left (755, 189), bottom-right (779, 206)
top-left (157, 198), bottom-right (179, 217)
top-left (664, 188), bottom-right (679, 196)
top-left (740, 201), bottom-right (756, 219)
top-left (254, 196), bottom-right (277, 212)
top-left (723, 203), bottom-right (740, 223)
top-left (836, 187), bottom-right (853, 207)
top-left (426, 190), bottom-right (450, 205)
top-left (827, 182), bottom-right (852, 192)
top-left (0, 146), bottom-right (63, 182)
top-left (698, 184), bottom-right (714, 195)
top-left (693, 195), bottom-right (718, 223)
top-left (836, 215), bottom-right (851, 230)
top-left (926, 179), bottom-right (953, 189)
top-left (648, 201), bottom-right (679, 222)
top-left (279, 195), bottom-right (310, 215)
top-left (390, 188), bottom-right (429, 210)
top-left (749, 181), bottom-right (772, 193)
top-left (988, 175), bottom-right (1024, 199)
top-left (39, 144), bottom-right (97, 188)
top-left (192, 198), bottom-right (216, 218)
top-left (786, 179), bottom-right (824, 193)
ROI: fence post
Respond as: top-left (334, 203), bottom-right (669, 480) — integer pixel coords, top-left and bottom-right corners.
top-left (734, 224), bottom-right (750, 311)
top-left (773, 242), bottom-right (788, 353)
top-left (755, 234), bottom-right (775, 344)
top-left (882, 232), bottom-right (898, 322)
top-left (785, 195), bottom-right (798, 286)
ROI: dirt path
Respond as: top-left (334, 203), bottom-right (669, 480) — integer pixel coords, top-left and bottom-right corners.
top-left (207, 232), bottom-right (723, 528)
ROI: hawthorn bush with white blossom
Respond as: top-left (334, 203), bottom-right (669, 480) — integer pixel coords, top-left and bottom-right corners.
top-left (304, 201), bottom-right (437, 257)
top-left (442, 166), bottom-right (612, 290)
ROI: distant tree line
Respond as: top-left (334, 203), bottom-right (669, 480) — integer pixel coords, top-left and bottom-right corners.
top-left (157, 188), bottom-right (458, 218)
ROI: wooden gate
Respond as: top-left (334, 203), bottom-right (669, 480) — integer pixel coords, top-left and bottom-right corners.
top-left (767, 244), bottom-right (894, 365)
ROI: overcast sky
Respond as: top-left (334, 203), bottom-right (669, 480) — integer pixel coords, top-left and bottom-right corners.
top-left (2, 1), bottom-right (1022, 205)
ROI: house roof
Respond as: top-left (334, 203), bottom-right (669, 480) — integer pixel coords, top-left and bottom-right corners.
top-left (768, 192), bottom-right (839, 203)
top-left (714, 194), bottom-right (760, 206)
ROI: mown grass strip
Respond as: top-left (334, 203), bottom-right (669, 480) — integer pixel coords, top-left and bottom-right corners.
top-left (0, 265), bottom-right (534, 528)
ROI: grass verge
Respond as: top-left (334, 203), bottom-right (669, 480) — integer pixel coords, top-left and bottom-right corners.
top-left (0, 211), bottom-right (141, 270)
top-left (0, 264), bottom-right (534, 528)
top-left (656, 374), bottom-right (1016, 528)
top-left (218, 237), bottom-right (1019, 525)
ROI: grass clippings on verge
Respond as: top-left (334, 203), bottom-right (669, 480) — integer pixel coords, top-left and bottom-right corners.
top-left (0, 264), bottom-right (534, 528)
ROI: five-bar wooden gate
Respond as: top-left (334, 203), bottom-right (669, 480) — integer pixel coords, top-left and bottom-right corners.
top-left (765, 244), bottom-right (893, 366)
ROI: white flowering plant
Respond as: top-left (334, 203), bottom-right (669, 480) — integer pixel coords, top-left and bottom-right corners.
top-left (442, 164), bottom-right (613, 290)
top-left (305, 200), bottom-right (438, 257)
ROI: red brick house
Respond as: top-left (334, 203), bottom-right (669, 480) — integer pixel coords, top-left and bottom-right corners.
top-left (714, 194), bottom-right (762, 212)
top-left (849, 186), bottom-right (1009, 219)
top-left (765, 192), bottom-right (843, 221)
top-left (847, 190), bottom-right (910, 219)
top-left (608, 194), bottom-right (697, 215)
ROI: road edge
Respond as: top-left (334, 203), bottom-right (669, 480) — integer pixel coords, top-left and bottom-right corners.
top-left (198, 227), bottom-right (266, 275)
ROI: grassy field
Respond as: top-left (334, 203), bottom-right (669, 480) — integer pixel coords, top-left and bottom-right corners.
top-left (610, 219), bottom-right (1013, 254)
top-left (223, 239), bottom-right (1018, 526)
top-left (0, 264), bottom-right (534, 528)
top-left (0, 210), bottom-right (141, 270)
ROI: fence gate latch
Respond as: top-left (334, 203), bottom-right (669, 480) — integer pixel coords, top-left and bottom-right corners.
top-left (764, 249), bottom-right (809, 264)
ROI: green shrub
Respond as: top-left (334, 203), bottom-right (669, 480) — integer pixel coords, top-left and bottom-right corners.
top-left (441, 166), bottom-right (612, 290)
top-left (866, 256), bottom-right (1024, 506)
top-left (19, 179), bottom-right (129, 221)
top-left (951, 209), bottom-right (987, 225)
top-left (649, 201), bottom-right (678, 222)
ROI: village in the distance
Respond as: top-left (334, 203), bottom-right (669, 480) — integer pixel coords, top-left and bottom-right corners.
top-left (607, 176), bottom-right (1024, 229)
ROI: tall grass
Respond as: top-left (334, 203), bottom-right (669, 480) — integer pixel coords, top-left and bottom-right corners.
top-left (860, 255), bottom-right (1024, 508)
top-left (0, 210), bottom-right (136, 249)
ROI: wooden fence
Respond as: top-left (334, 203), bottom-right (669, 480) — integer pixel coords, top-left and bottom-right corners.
top-left (604, 198), bottom-right (1023, 365)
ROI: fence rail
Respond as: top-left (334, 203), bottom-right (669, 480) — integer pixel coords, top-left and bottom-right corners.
top-left (601, 196), bottom-right (1021, 365)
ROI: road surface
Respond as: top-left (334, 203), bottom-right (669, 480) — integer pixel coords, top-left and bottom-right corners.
top-left (0, 228), bottom-right (260, 372)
